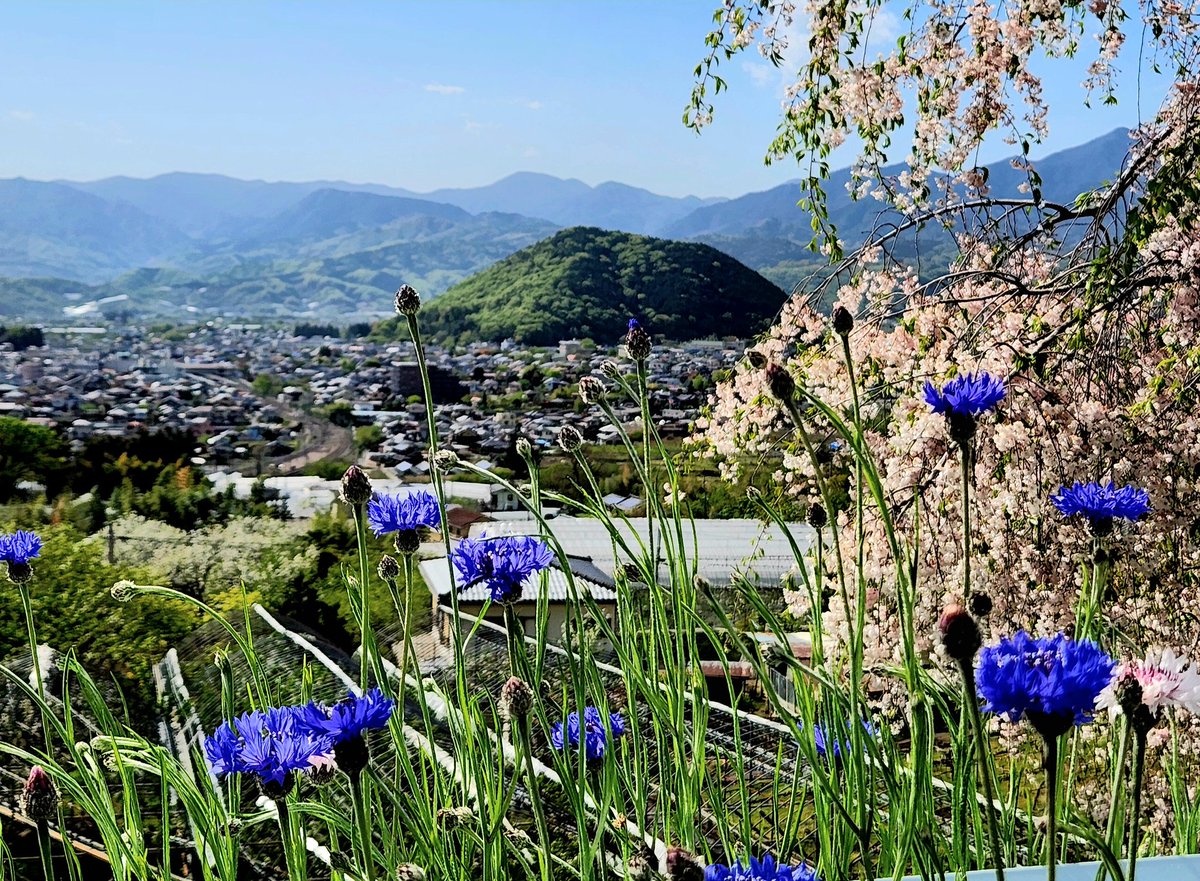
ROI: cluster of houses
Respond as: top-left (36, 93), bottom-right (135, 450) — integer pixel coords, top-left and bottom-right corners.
top-left (300, 336), bottom-right (745, 473)
top-left (1, 323), bottom-right (747, 476)
top-left (0, 328), bottom-right (291, 460)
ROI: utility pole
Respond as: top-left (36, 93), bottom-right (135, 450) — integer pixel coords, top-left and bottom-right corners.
top-left (108, 522), bottom-right (116, 565)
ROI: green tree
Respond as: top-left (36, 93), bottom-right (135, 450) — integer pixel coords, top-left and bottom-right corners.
top-left (0, 417), bottom-right (68, 501)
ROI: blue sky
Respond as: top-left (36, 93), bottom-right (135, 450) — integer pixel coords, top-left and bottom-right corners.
top-left (0, 1), bottom-right (1171, 198)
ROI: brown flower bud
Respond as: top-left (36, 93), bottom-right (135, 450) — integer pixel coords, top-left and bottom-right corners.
top-left (340, 465), bottom-right (373, 506)
top-left (21, 766), bottom-right (58, 822)
top-left (395, 865), bottom-right (427, 881)
top-left (745, 348), bottom-right (767, 369)
top-left (938, 604), bottom-right (982, 661)
top-left (666, 846), bottom-right (704, 881)
top-left (807, 503), bottom-right (828, 529)
top-left (832, 305), bottom-right (855, 337)
top-left (765, 363), bottom-right (795, 402)
top-left (500, 676), bottom-right (534, 719)
top-left (624, 320), bottom-right (652, 361)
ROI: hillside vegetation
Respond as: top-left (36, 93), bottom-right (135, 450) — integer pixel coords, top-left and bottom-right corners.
top-left (397, 226), bottom-right (787, 345)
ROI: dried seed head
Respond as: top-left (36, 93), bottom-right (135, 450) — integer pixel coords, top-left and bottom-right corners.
top-left (340, 465), bottom-right (373, 506)
top-left (395, 865), bottom-right (427, 881)
top-left (938, 604), bottom-right (982, 661)
top-left (394, 284), bottom-right (422, 316)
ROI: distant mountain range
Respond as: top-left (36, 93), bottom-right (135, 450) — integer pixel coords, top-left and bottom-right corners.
top-left (0, 128), bottom-right (1133, 323)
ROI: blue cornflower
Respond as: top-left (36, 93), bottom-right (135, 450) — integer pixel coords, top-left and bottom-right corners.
top-left (923, 372), bottom-right (1006, 417)
top-left (0, 530), bottom-right (43, 564)
top-left (809, 718), bottom-right (875, 762)
top-left (976, 631), bottom-right (1115, 739)
top-left (367, 491), bottom-right (441, 552)
top-left (299, 688), bottom-right (395, 744)
top-left (204, 705), bottom-right (331, 794)
top-left (550, 706), bottom-right (627, 761)
top-left (705, 854), bottom-right (821, 881)
top-left (451, 534), bottom-right (554, 603)
top-left (1051, 481), bottom-right (1149, 536)
top-left (298, 688), bottom-right (394, 778)
top-left (1, 530), bottom-right (43, 584)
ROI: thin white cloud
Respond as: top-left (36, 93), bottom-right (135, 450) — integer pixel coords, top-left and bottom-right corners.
top-left (743, 62), bottom-right (775, 88)
top-left (8, 110), bottom-right (34, 121)
top-left (424, 83), bottom-right (465, 95)
top-left (526, 100), bottom-right (543, 110)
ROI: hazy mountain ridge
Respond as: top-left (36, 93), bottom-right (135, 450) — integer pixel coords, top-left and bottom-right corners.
top-left (0, 128), bottom-right (1134, 322)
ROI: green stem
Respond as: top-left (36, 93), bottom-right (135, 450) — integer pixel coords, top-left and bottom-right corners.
top-left (274, 795), bottom-right (303, 881)
top-left (958, 658), bottom-right (1005, 881)
top-left (1098, 722), bottom-right (1131, 881)
top-left (516, 717), bottom-right (554, 881)
top-left (351, 772), bottom-right (375, 881)
top-left (397, 555), bottom-right (416, 710)
top-left (1045, 736), bottom-right (1060, 881)
top-left (960, 441), bottom-right (972, 600)
top-left (353, 502), bottom-right (374, 692)
top-left (1129, 728), bottom-right (1147, 881)
top-left (17, 584), bottom-right (52, 754)
top-left (36, 819), bottom-right (56, 881)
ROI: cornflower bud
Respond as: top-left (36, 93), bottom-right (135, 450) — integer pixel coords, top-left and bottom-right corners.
top-left (938, 604), bottom-right (982, 661)
top-left (378, 555), bottom-right (402, 581)
top-left (20, 766), bottom-right (58, 822)
top-left (394, 284), bottom-right (422, 316)
top-left (745, 348), bottom-right (767, 369)
top-left (578, 375), bottom-right (606, 404)
top-left (500, 676), bottom-right (534, 719)
top-left (625, 319), bottom-right (652, 361)
top-left (832, 305), bottom-right (855, 337)
top-left (558, 425), bottom-right (584, 453)
top-left (765, 363), bottom-right (795, 402)
top-left (807, 503), bottom-right (828, 529)
top-left (395, 865), bottom-right (427, 881)
top-left (340, 465), bottom-right (373, 506)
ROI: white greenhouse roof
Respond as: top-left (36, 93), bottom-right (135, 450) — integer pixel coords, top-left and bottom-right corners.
top-left (418, 555), bottom-right (618, 604)
top-left (465, 516), bottom-right (815, 587)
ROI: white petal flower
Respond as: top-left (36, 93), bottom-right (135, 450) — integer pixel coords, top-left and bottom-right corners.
top-left (1097, 649), bottom-right (1200, 719)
